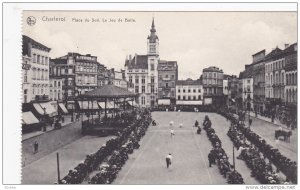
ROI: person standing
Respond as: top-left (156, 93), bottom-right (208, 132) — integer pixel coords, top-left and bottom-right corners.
top-left (166, 153), bottom-right (173, 168)
top-left (170, 129), bottom-right (175, 138)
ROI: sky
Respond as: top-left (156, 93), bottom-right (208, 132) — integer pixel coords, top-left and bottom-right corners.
top-left (23, 11), bottom-right (297, 80)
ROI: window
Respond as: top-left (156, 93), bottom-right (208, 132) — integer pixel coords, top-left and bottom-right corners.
top-left (151, 76), bottom-right (155, 83)
top-left (135, 76), bottom-right (139, 83)
top-left (166, 83), bottom-right (169, 88)
top-left (142, 96), bottom-right (145, 105)
top-left (135, 86), bottom-right (139, 93)
top-left (165, 74), bottom-right (169, 79)
top-left (178, 89), bottom-right (180, 93)
top-left (198, 95), bottom-right (201, 100)
top-left (24, 89), bottom-right (28, 103)
top-left (198, 89), bottom-right (201, 93)
top-left (193, 89), bottom-right (196, 93)
top-left (193, 96), bottom-right (196, 100)
top-left (24, 70), bottom-right (28, 83)
top-left (142, 86), bottom-right (145, 93)
top-left (178, 95), bottom-right (181, 100)
top-left (41, 56), bottom-right (44, 64)
top-left (37, 55), bottom-right (40, 64)
top-left (142, 76), bottom-right (145, 84)
top-left (54, 81), bottom-right (57, 87)
top-left (33, 54), bottom-right (37, 63)
top-left (151, 85), bottom-right (155, 93)
top-left (150, 45), bottom-right (156, 53)
top-left (129, 76), bottom-right (132, 83)
top-left (151, 63), bottom-right (155, 71)
top-left (183, 96), bottom-right (186, 100)
top-left (183, 89), bottom-right (185, 93)
top-left (188, 89), bottom-right (191, 93)
top-left (58, 81), bottom-right (60, 87)
top-left (188, 96), bottom-right (191, 100)
top-left (171, 75), bottom-right (174, 79)
top-left (247, 79), bottom-right (250, 84)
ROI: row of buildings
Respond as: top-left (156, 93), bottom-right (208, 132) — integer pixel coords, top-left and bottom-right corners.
top-left (22, 19), bottom-right (297, 117)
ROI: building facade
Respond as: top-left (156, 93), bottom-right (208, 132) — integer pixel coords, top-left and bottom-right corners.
top-left (176, 79), bottom-right (203, 105)
top-left (202, 66), bottom-right (224, 104)
top-left (252, 50), bottom-right (266, 114)
top-left (49, 78), bottom-right (63, 101)
top-left (284, 43), bottom-right (297, 105)
top-left (22, 35), bottom-right (51, 103)
top-left (97, 62), bottom-right (106, 87)
top-left (158, 60), bottom-right (178, 104)
top-left (112, 69), bottom-right (128, 89)
top-left (239, 65), bottom-right (254, 110)
top-left (264, 47), bottom-right (285, 113)
top-left (124, 19), bottom-right (161, 107)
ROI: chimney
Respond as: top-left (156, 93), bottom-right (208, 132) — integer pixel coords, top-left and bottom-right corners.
top-left (285, 44), bottom-right (289, 49)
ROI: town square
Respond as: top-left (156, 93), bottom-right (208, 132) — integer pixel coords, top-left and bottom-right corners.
top-left (10, 10), bottom-right (299, 185)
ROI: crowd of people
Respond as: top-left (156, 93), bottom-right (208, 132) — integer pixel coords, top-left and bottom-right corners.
top-left (203, 116), bottom-right (245, 184)
top-left (219, 108), bottom-right (297, 184)
top-left (60, 109), bottom-right (152, 184)
top-left (227, 124), bottom-right (285, 184)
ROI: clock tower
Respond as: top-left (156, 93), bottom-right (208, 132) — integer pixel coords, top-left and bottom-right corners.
top-left (147, 18), bottom-right (159, 56)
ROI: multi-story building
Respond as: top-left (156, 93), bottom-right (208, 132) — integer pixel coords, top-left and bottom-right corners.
top-left (239, 65), bottom-right (254, 110)
top-left (51, 53), bottom-right (98, 109)
top-left (124, 19), bottom-right (161, 107)
top-left (284, 43), bottom-right (297, 104)
top-left (252, 50), bottom-right (266, 115)
top-left (111, 69), bottom-right (128, 89)
top-left (97, 62), bottom-right (106, 87)
top-left (158, 60), bottom-right (178, 105)
top-left (202, 66), bottom-right (224, 105)
top-left (22, 35), bottom-right (51, 102)
top-left (49, 78), bottom-right (63, 101)
top-left (264, 47), bottom-right (285, 113)
top-left (227, 75), bottom-right (239, 109)
top-left (22, 54), bottom-right (32, 103)
top-left (176, 79), bottom-right (203, 105)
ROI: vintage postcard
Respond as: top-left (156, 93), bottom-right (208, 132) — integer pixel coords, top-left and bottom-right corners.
top-left (2, 2), bottom-right (299, 189)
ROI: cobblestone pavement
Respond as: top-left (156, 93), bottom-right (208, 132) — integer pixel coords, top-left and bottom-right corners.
top-left (113, 112), bottom-right (260, 184)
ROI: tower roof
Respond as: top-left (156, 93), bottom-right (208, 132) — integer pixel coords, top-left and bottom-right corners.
top-left (147, 18), bottom-right (159, 43)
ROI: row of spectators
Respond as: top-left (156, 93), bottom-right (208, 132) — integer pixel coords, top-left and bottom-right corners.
top-left (60, 109), bottom-right (152, 184)
top-left (151, 105), bottom-right (217, 112)
top-left (227, 125), bottom-right (286, 184)
top-left (203, 116), bottom-right (245, 184)
top-left (219, 109), bottom-right (297, 184)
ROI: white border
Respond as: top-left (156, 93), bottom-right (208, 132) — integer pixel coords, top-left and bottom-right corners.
top-left (2, 2), bottom-right (298, 189)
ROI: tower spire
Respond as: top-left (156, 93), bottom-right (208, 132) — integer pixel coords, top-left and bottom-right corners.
top-left (151, 17), bottom-right (156, 33)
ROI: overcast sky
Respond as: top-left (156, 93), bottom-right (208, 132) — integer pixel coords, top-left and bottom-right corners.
top-left (23, 11), bottom-right (297, 80)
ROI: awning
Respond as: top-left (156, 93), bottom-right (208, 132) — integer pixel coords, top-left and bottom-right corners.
top-left (107, 101), bottom-right (115, 109)
top-left (127, 101), bottom-right (137, 106)
top-left (78, 101), bottom-right (99, 110)
top-left (58, 103), bottom-right (68, 114)
top-left (39, 102), bottom-right (58, 117)
top-left (176, 100), bottom-right (203, 105)
top-left (98, 102), bottom-right (106, 109)
top-left (22, 111), bottom-right (39, 125)
top-left (158, 99), bottom-right (171, 105)
top-left (33, 102), bottom-right (58, 117)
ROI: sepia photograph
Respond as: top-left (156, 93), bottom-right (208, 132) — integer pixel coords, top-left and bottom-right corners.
top-left (2, 2), bottom-right (298, 188)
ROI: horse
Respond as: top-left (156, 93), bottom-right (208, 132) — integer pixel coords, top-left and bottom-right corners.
top-left (275, 130), bottom-right (292, 142)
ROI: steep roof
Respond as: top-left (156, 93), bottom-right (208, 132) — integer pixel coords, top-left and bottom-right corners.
top-left (125, 55), bottom-right (148, 70)
top-left (22, 35), bottom-right (51, 56)
top-left (177, 79), bottom-right (202, 86)
top-left (264, 47), bottom-right (283, 61)
top-left (78, 85), bottom-right (136, 99)
top-left (203, 66), bottom-right (223, 73)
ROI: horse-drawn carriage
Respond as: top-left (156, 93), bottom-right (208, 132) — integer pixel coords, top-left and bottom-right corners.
top-left (275, 129), bottom-right (292, 142)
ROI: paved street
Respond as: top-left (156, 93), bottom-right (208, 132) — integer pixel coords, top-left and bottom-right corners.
top-left (249, 116), bottom-right (297, 162)
top-left (22, 135), bottom-right (114, 184)
top-left (113, 111), bottom-right (259, 185)
top-left (21, 111), bottom-right (296, 184)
